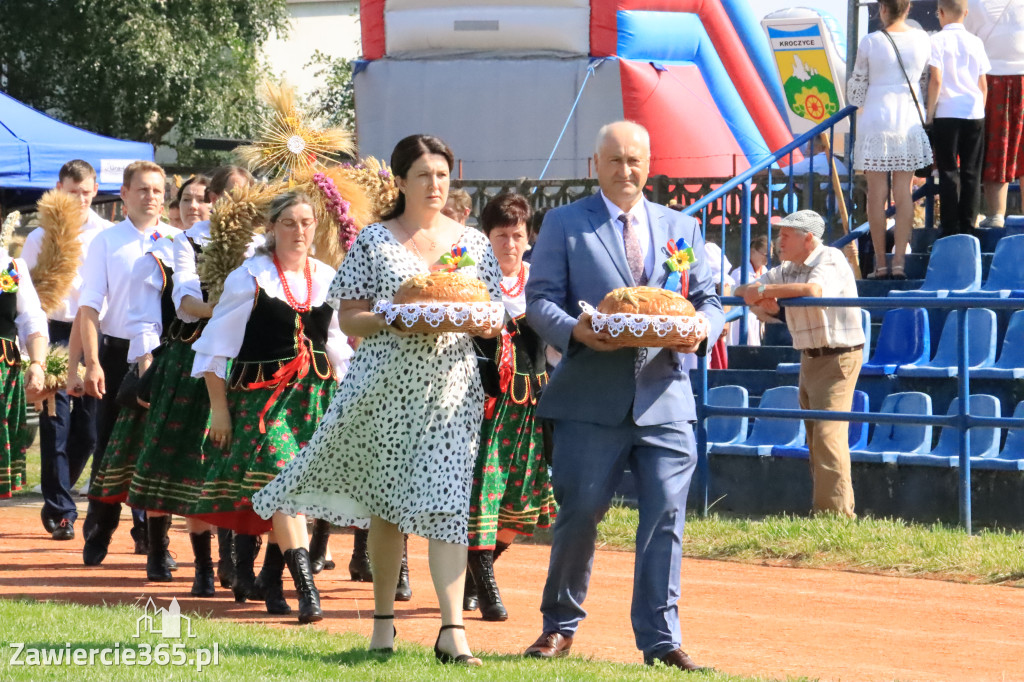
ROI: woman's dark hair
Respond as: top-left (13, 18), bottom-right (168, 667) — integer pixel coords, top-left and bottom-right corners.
top-left (878, 0), bottom-right (911, 23)
top-left (176, 174), bottom-right (212, 204)
top-left (480, 192), bottom-right (532, 236)
top-left (751, 235), bottom-right (769, 254)
top-left (209, 165), bottom-right (254, 197)
top-left (380, 134), bottom-right (455, 221)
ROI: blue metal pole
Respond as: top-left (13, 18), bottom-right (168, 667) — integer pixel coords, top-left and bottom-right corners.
top-left (957, 309), bottom-right (973, 533)
top-left (739, 179), bottom-right (752, 342)
top-left (697, 351), bottom-right (710, 517)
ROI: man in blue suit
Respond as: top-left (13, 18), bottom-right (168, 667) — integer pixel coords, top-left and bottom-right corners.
top-left (523, 121), bottom-right (724, 671)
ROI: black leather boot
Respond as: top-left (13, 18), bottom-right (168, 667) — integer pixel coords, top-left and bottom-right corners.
top-left (232, 534), bottom-right (263, 603)
top-left (145, 516), bottom-right (173, 582)
top-left (189, 531), bottom-right (215, 597)
top-left (463, 570), bottom-right (479, 611)
top-left (348, 528), bottom-right (372, 582)
top-left (255, 543), bottom-right (292, 615)
top-left (82, 500), bottom-right (121, 566)
top-left (395, 534), bottom-right (412, 602)
top-left (308, 519), bottom-right (332, 575)
top-left (468, 549), bottom-right (507, 621)
top-left (284, 547), bottom-right (323, 624)
top-left (216, 527), bottom-right (235, 588)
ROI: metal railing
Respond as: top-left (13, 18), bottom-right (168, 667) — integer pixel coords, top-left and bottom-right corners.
top-left (682, 105), bottom-right (860, 340)
top-left (694, 295), bottom-right (1024, 534)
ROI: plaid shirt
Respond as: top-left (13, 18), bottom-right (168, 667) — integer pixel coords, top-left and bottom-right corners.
top-left (759, 244), bottom-right (865, 351)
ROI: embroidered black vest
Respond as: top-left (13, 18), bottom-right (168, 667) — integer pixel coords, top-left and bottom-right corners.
top-left (228, 285), bottom-right (334, 389)
top-left (476, 314), bottom-right (548, 406)
top-left (166, 237), bottom-right (210, 344)
top-left (0, 260), bottom-right (21, 365)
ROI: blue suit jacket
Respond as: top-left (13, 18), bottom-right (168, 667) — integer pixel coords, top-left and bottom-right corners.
top-left (526, 194), bottom-right (725, 427)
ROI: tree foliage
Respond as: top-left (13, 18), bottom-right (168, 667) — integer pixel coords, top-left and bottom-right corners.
top-left (305, 50), bottom-right (356, 133)
top-left (0, 0), bottom-right (290, 162)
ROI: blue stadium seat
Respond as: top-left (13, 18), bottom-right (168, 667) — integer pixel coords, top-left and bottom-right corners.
top-left (850, 392), bottom-right (933, 464)
top-left (772, 390), bottom-right (868, 459)
top-left (895, 308), bottom-right (996, 378)
top-left (971, 310), bottom-right (1024, 380)
top-left (950, 234), bottom-right (1024, 298)
top-left (890, 234), bottom-right (981, 297)
top-left (860, 308), bottom-right (930, 375)
top-left (778, 309), bottom-right (871, 374)
top-left (710, 386), bottom-right (804, 457)
top-left (972, 401), bottom-right (1024, 471)
top-left (706, 385), bottom-right (749, 446)
top-left (897, 395), bottom-right (1001, 467)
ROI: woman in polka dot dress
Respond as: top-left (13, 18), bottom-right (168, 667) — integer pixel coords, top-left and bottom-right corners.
top-left (253, 135), bottom-right (502, 666)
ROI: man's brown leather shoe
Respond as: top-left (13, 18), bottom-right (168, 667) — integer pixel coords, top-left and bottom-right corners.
top-left (645, 648), bottom-right (710, 672)
top-left (524, 632), bottom-right (573, 658)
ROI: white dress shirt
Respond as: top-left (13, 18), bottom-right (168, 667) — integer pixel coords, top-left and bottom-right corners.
top-left (126, 238), bottom-right (175, 362)
top-left (20, 208), bottom-right (113, 323)
top-left (929, 23), bottom-right (992, 120)
top-left (171, 221), bottom-right (265, 322)
top-left (78, 218), bottom-right (179, 340)
top-left (599, 190), bottom-right (654, 282)
top-left (191, 253), bottom-right (351, 381)
top-left (0, 249), bottom-right (49, 346)
top-left (965, 0), bottom-right (1024, 76)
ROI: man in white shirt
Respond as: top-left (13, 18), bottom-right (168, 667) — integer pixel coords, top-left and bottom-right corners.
top-left (78, 160), bottom-right (179, 566)
top-left (735, 211), bottom-right (865, 518)
top-left (21, 160), bottom-right (111, 542)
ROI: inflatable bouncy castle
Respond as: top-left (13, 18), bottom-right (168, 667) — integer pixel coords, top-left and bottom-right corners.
top-left (355, 0), bottom-right (796, 179)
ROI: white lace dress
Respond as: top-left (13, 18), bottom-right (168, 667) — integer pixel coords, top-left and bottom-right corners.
top-left (847, 29), bottom-right (934, 172)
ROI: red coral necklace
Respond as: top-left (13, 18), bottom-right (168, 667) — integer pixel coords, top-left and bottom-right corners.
top-left (274, 255), bottom-right (313, 312)
top-left (500, 263), bottom-right (526, 297)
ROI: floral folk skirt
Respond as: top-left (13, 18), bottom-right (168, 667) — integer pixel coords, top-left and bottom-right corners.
top-left (467, 394), bottom-right (556, 549)
top-left (983, 75), bottom-right (1024, 184)
top-left (188, 373), bottom-right (335, 535)
top-left (1, 355), bottom-right (29, 498)
top-left (126, 339), bottom-right (212, 515)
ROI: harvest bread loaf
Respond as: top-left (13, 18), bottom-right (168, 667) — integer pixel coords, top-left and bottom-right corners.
top-left (597, 286), bottom-right (696, 317)
top-left (393, 271), bottom-right (490, 305)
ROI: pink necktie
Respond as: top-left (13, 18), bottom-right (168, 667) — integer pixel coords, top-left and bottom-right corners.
top-left (619, 213), bottom-right (647, 286)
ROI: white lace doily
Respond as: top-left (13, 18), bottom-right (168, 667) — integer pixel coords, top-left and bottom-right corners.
top-left (373, 300), bottom-right (504, 331)
top-left (580, 301), bottom-right (709, 341)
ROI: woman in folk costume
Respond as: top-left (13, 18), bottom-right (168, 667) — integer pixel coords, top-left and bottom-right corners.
top-left (465, 193), bottom-right (556, 621)
top-left (125, 167), bottom-right (256, 600)
top-left (87, 175), bottom-right (212, 584)
top-left (189, 191), bottom-right (352, 623)
top-left (0, 228), bottom-right (48, 498)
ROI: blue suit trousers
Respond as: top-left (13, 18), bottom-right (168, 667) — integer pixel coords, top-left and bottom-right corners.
top-left (539, 416), bottom-right (697, 658)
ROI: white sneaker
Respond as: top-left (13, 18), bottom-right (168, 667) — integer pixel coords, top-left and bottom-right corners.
top-left (979, 214), bottom-right (1005, 228)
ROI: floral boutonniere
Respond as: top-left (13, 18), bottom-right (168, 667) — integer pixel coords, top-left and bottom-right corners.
top-left (432, 244), bottom-right (476, 273)
top-left (0, 262), bottom-right (19, 294)
top-left (663, 238), bottom-right (697, 297)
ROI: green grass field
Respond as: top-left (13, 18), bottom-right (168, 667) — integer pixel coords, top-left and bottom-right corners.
top-left (0, 600), bottom-right (811, 682)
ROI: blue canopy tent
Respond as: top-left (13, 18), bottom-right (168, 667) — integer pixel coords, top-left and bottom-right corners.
top-left (0, 91), bottom-right (153, 193)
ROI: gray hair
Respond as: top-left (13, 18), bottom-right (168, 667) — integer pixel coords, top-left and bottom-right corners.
top-left (257, 190), bottom-right (315, 255)
top-left (595, 121), bottom-right (651, 155)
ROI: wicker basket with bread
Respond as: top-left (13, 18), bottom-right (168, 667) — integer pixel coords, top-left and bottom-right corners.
top-left (373, 271), bottom-right (504, 334)
top-left (582, 286), bottom-right (707, 348)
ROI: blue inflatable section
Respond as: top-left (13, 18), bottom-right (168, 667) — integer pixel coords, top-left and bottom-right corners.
top-left (720, 0), bottom-right (790, 121)
top-left (616, 10), bottom-right (772, 166)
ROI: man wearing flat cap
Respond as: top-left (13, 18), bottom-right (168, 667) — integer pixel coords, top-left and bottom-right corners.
top-left (734, 210), bottom-right (864, 517)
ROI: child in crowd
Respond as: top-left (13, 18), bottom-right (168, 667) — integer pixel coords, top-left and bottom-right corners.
top-left (926, 0), bottom-right (991, 236)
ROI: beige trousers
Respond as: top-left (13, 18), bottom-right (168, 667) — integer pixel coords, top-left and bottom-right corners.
top-left (798, 350), bottom-right (862, 518)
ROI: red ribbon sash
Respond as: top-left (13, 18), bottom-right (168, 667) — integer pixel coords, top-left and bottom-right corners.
top-left (248, 320), bottom-right (311, 434)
